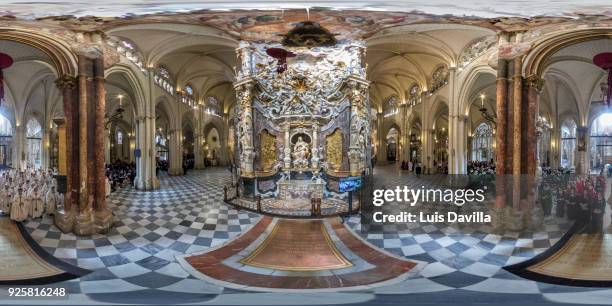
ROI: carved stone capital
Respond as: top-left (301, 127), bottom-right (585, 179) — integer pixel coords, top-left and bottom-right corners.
top-left (525, 75), bottom-right (544, 92)
top-left (55, 74), bottom-right (77, 89)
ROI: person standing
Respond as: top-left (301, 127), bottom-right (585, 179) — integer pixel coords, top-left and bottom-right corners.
top-left (30, 185), bottom-right (44, 218)
top-left (10, 188), bottom-right (28, 222)
top-left (45, 185), bottom-right (57, 216)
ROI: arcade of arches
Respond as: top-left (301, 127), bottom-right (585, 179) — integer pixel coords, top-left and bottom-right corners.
top-left (1, 7), bottom-right (612, 300)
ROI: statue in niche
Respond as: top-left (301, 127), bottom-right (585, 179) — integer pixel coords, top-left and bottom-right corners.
top-left (292, 136), bottom-right (310, 169)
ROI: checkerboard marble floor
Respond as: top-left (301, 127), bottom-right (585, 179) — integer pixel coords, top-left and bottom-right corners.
top-left (1, 166), bottom-right (611, 305)
top-left (19, 169), bottom-right (261, 300)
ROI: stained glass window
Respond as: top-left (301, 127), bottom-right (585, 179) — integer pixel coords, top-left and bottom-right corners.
top-left (26, 118), bottom-right (42, 138)
top-left (471, 122), bottom-right (494, 161)
top-left (184, 85), bottom-right (194, 96)
top-left (155, 66), bottom-right (175, 95)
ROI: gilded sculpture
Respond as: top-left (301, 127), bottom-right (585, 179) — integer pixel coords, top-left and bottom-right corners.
top-left (326, 129), bottom-right (343, 171)
top-left (260, 130), bottom-right (277, 171)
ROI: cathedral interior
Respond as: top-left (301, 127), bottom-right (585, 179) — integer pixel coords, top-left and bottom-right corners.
top-left (1, 1), bottom-right (612, 305)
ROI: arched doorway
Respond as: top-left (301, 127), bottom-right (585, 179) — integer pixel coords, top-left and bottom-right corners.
top-left (385, 127), bottom-right (399, 162)
top-left (205, 126), bottom-right (221, 166)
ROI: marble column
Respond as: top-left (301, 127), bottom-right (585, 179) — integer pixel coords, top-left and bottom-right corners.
top-left (93, 56), bottom-right (112, 233)
top-left (74, 54), bottom-right (93, 236)
top-left (494, 55), bottom-right (509, 211)
top-left (54, 75), bottom-right (78, 233)
top-left (495, 58), bottom-right (509, 175)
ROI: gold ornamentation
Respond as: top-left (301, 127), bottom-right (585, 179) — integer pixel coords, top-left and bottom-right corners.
top-left (260, 130), bottom-right (277, 171)
top-left (326, 129), bottom-right (343, 171)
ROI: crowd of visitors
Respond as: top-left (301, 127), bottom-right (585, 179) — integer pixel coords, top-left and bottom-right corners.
top-left (540, 172), bottom-right (608, 233)
top-left (468, 160), bottom-right (496, 175)
top-left (0, 168), bottom-right (62, 222)
top-left (105, 160), bottom-right (136, 192)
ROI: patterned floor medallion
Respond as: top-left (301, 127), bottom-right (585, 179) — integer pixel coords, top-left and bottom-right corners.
top-left (240, 219), bottom-right (352, 271)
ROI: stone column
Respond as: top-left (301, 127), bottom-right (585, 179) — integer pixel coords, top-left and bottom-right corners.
top-left (74, 54), bottom-right (93, 235)
top-left (194, 130), bottom-right (205, 170)
top-left (147, 112), bottom-right (160, 188)
top-left (53, 75), bottom-right (78, 233)
top-left (134, 116), bottom-right (145, 189)
top-left (456, 115), bottom-right (468, 174)
top-left (575, 126), bottom-right (589, 175)
top-left (168, 128), bottom-right (183, 175)
top-left (447, 67), bottom-right (458, 174)
top-left (93, 56), bottom-right (112, 233)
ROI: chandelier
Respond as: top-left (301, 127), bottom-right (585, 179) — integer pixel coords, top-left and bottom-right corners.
top-left (105, 94), bottom-right (125, 129)
top-left (593, 52), bottom-right (612, 107)
top-left (478, 93), bottom-right (497, 128)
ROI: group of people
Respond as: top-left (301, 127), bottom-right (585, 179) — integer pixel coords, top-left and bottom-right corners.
top-left (400, 160), bottom-right (423, 177)
top-left (540, 173), bottom-right (608, 233)
top-left (105, 160), bottom-right (136, 193)
top-left (182, 154), bottom-right (195, 175)
top-left (468, 160), bottom-right (496, 175)
top-left (0, 168), bottom-right (63, 222)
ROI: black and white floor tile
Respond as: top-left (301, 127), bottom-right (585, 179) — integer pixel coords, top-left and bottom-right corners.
top-left (21, 169), bottom-right (261, 297)
top-left (0, 166), bottom-right (610, 305)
